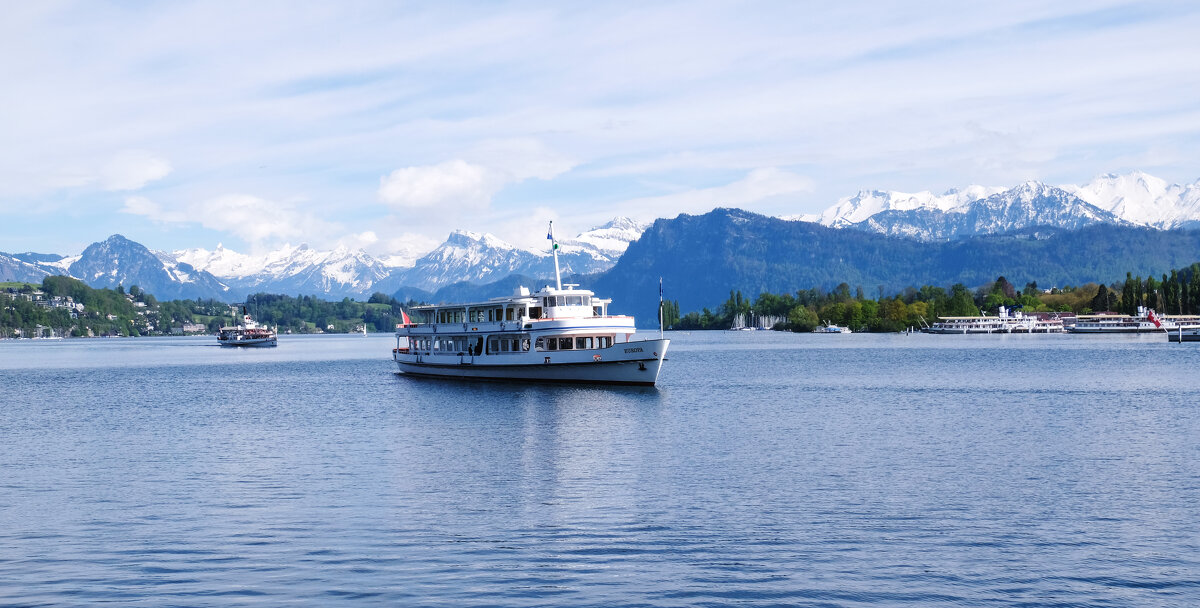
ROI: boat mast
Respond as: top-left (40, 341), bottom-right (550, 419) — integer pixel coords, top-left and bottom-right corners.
top-left (548, 220), bottom-right (562, 290)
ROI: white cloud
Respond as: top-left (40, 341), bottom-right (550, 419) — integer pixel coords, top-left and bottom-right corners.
top-left (6, 2), bottom-right (1200, 254)
top-left (122, 192), bottom-right (334, 246)
top-left (378, 160), bottom-right (497, 209)
top-left (613, 168), bottom-right (815, 220)
top-left (101, 151), bottom-right (172, 191)
top-left (121, 195), bottom-right (169, 219)
top-left (468, 138), bottom-right (576, 181)
top-left (378, 140), bottom-right (575, 212)
top-left (196, 194), bottom-right (310, 242)
top-left (336, 230), bottom-right (379, 250)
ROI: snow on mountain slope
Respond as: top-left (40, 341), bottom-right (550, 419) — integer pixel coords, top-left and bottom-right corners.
top-left (173, 244), bottom-right (263, 278)
top-left (569, 217), bottom-right (649, 256)
top-left (815, 185), bottom-right (1006, 227)
top-left (167, 217), bottom-right (647, 297)
top-left (64, 235), bottom-right (230, 300)
top-left (851, 182), bottom-right (1123, 240)
top-left (1065, 171), bottom-right (1189, 228)
top-left (808, 171), bottom-right (1200, 239)
top-left (390, 220), bottom-right (647, 293)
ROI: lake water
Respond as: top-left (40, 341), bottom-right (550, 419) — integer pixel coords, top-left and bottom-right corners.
top-left (1, 331), bottom-right (1198, 606)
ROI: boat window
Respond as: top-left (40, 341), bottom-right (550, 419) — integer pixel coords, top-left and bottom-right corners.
top-left (529, 306), bottom-right (542, 319)
top-left (535, 337), bottom-right (545, 350)
top-left (488, 338), bottom-right (498, 353)
top-left (566, 296), bottom-right (582, 306)
top-left (557, 337), bottom-right (573, 350)
top-left (576, 337), bottom-right (592, 349)
top-left (505, 308), bottom-right (514, 321)
top-left (546, 338), bottom-right (557, 351)
top-left (599, 336), bottom-right (613, 348)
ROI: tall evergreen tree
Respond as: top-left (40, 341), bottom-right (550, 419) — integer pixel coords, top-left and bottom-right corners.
top-left (1122, 273), bottom-right (1136, 314)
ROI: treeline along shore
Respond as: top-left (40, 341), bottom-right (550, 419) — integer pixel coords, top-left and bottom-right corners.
top-left (668, 261), bottom-right (1200, 333)
top-left (0, 276), bottom-right (416, 339)
top-left (8, 260), bottom-right (1200, 338)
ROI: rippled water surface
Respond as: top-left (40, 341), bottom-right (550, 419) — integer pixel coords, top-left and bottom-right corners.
top-left (2, 332), bottom-right (1198, 606)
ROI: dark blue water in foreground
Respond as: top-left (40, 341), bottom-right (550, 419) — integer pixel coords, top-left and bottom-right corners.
top-left (1, 332), bottom-right (1198, 606)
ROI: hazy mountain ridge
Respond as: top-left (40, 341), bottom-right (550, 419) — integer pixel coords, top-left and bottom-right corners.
top-left (390, 218), bottom-right (646, 293)
top-left (1, 219), bottom-right (646, 301)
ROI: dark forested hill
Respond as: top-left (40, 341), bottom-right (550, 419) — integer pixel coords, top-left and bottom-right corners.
top-left (592, 208), bottom-right (1200, 321)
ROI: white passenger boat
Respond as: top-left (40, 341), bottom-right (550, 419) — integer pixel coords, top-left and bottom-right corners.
top-left (1068, 306), bottom-right (1190, 333)
top-left (217, 305), bottom-right (277, 347)
top-left (392, 222), bottom-right (669, 386)
top-left (922, 306), bottom-right (1064, 334)
top-left (812, 322), bottom-right (852, 334)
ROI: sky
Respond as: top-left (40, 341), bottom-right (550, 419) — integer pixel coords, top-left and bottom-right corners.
top-left (3, 1), bottom-right (1200, 259)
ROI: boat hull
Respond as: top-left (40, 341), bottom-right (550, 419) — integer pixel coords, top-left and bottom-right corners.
top-left (1067, 327), bottom-right (1171, 334)
top-left (218, 337), bottom-right (277, 347)
top-left (1168, 329), bottom-right (1200, 342)
top-left (395, 338), bottom-right (669, 386)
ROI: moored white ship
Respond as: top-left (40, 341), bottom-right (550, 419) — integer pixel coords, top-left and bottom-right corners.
top-left (922, 306), bottom-right (1065, 334)
top-left (392, 222), bottom-right (669, 386)
top-left (1068, 306), bottom-right (1194, 333)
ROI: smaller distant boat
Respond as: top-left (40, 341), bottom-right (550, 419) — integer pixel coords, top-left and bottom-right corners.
top-left (813, 322), bottom-right (852, 334)
top-left (218, 305), bottom-right (277, 347)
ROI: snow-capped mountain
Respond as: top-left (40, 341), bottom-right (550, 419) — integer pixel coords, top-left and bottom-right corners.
top-left (167, 217), bottom-right (648, 298)
top-left (854, 182), bottom-right (1125, 240)
top-left (812, 185), bottom-right (1007, 228)
top-left (0, 253), bottom-right (54, 283)
top-left (570, 217), bottom-right (648, 257)
top-left (1065, 171), bottom-right (1200, 229)
top-left (66, 235), bottom-right (230, 300)
top-left (173, 243), bottom-right (399, 299)
top-left (807, 171), bottom-right (1200, 240)
top-left (391, 218), bottom-right (648, 293)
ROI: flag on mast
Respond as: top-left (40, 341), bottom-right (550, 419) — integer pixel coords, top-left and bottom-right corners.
top-left (658, 277), bottom-right (664, 337)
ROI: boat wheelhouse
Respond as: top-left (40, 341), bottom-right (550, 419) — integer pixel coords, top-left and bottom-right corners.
top-left (392, 222), bottom-right (669, 385)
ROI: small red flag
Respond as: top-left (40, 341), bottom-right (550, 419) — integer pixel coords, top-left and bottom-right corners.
top-left (401, 309), bottom-right (412, 326)
top-left (1148, 310), bottom-right (1162, 328)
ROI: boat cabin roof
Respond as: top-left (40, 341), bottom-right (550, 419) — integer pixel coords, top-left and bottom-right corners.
top-left (411, 284), bottom-right (607, 312)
